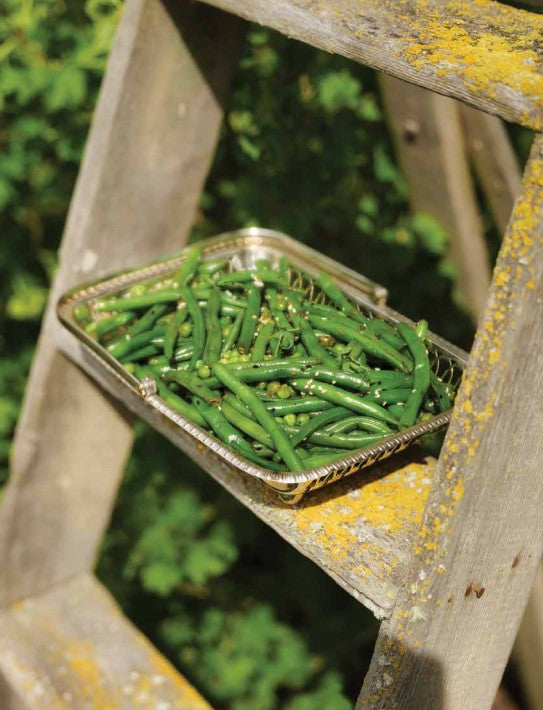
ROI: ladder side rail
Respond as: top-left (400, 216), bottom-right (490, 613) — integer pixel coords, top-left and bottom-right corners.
top-left (461, 106), bottom-right (523, 237)
top-left (0, 0), bottom-right (241, 608)
top-left (380, 76), bottom-right (490, 320)
top-left (357, 134), bottom-right (543, 709)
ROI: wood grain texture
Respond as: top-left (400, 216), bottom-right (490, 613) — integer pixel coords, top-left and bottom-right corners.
top-left (197, 0), bottom-right (543, 129)
top-left (380, 77), bottom-right (490, 320)
top-left (461, 106), bottom-right (522, 236)
top-left (0, 573), bottom-right (211, 709)
top-left (0, 0), bottom-right (240, 607)
top-left (46, 322), bottom-right (439, 619)
top-left (357, 135), bottom-right (543, 709)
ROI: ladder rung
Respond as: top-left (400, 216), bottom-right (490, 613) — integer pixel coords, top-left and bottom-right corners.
top-left (57, 331), bottom-right (436, 619)
top-left (198, 0), bottom-right (543, 130)
top-left (0, 572), bottom-right (211, 709)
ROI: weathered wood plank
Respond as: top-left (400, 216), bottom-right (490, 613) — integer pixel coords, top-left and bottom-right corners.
top-left (461, 106), bottom-right (522, 236)
top-left (0, 573), bottom-right (211, 709)
top-left (0, 0), bottom-right (240, 607)
top-left (381, 77), bottom-right (490, 320)
top-left (197, 0), bottom-right (543, 130)
top-left (357, 136), bottom-right (543, 708)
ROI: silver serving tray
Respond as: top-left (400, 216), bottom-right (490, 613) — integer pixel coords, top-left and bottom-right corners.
top-left (57, 228), bottom-right (467, 504)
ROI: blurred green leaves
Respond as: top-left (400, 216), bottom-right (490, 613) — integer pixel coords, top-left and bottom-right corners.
top-left (126, 490), bottom-right (238, 595)
top-left (0, 0), bottom-right (120, 483)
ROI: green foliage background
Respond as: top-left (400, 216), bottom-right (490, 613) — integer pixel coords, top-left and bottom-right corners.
top-left (0, 1), bottom-right (532, 707)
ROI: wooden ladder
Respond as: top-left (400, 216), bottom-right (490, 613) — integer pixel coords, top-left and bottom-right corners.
top-left (1, 1), bottom-right (543, 707)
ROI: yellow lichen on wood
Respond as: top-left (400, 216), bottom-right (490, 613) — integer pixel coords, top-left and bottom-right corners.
top-left (292, 461), bottom-right (435, 568)
top-left (398, 1), bottom-right (543, 126)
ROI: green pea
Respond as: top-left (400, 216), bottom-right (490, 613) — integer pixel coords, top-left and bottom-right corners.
top-left (277, 384), bottom-right (293, 399)
top-left (197, 364), bottom-right (212, 379)
top-left (297, 413), bottom-right (310, 425)
top-left (127, 283), bottom-right (147, 297)
top-left (267, 381), bottom-right (281, 396)
top-left (179, 321), bottom-right (193, 337)
top-left (284, 413), bottom-right (297, 426)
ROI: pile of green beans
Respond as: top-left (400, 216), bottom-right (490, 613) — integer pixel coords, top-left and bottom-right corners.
top-left (73, 246), bottom-right (456, 472)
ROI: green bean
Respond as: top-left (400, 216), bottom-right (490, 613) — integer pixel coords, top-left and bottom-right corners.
top-left (278, 256), bottom-right (289, 280)
top-left (213, 364), bottom-right (303, 471)
top-left (297, 366), bottom-right (370, 392)
top-left (397, 322), bottom-right (431, 427)
top-left (316, 272), bottom-right (370, 321)
top-left (174, 344), bottom-right (194, 362)
top-left (120, 344), bottom-right (160, 363)
top-left (288, 407), bottom-right (350, 447)
top-left (303, 452), bottom-right (349, 468)
top-left (309, 314), bottom-right (410, 372)
top-left (307, 446), bottom-right (346, 456)
top-left (95, 290), bottom-right (186, 312)
top-left (216, 269), bottom-right (285, 287)
top-left (221, 308), bottom-right (244, 354)
top-left (429, 371), bottom-right (454, 411)
top-left (266, 288), bottom-right (291, 331)
top-left (163, 370), bottom-right (219, 403)
top-left (175, 244), bottom-right (202, 287)
top-left (251, 322), bottom-right (275, 361)
top-left (366, 319), bottom-right (404, 351)
top-left (286, 293), bottom-right (338, 368)
top-left (127, 304), bottom-right (169, 337)
top-left (95, 312), bottom-right (136, 339)
top-left (368, 370), bottom-right (412, 388)
top-left (290, 378), bottom-right (398, 426)
top-left (221, 399), bottom-right (274, 449)
top-left (73, 302), bottom-right (92, 326)
top-left (324, 416), bottom-right (393, 436)
top-left (180, 285), bottom-right (205, 370)
top-left (192, 396), bottom-right (253, 453)
top-left (197, 258), bottom-right (226, 276)
top-left (415, 319), bottom-right (429, 340)
top-left (203, 287), bottom-right (222, 365)
top-left (135, 366), bottom-right (205, 426)
top-left (264, 397), bottom-right (334, 415)
top-left (232, 446), bottom-right (287, 471)
top-left (196, 357), bottom-right (322, 389)
top-left (192, 287), bottom-right (248, 308)
top-left (238, 286), bottom-right (261, 352)
top-left (308, 300), bottom-right (404, 355)
top-left (282, 424), bottom-right (383, 449)
top-left (388, 403), bottom-right (406, 419)
top-left (370, 387), bottom-right (412, 405)
top-left (163, 306), bottom-right (188, 360)
top-left (107, 325), bottom-right (167, 359)
top-left (221, 304), bottom-right (245, 319)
